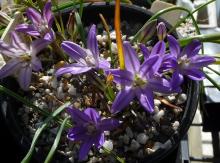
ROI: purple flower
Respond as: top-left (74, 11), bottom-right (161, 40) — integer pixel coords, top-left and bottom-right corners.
top-left (15, 1), bottom-right (55, 41)
top-left (56, 24), bottom-right (110, 76)
top-left (157, 22), bottom-right (167, 41)
top-left (67, 107), bottom-right (120, 160)
top-left (0, 32), bottom-right (50, 90)
top-left (108, 41), bottom-right (175, 114)
top-left (167, 35), bottom-right (216, 81)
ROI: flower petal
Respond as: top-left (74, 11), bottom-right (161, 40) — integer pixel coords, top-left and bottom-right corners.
top-left (43, 30), bottom-right (55, 42)
top-left (31, 38), bottom-right (50, 55)
top-left (123, 41), bottom-right (140, 73)
top-left (140, 55), bottom-right (161, 77)
top-left (99, 119), bottom-right (120, 131)
top-left (94, 133), bottom-right (105, 148)
top-left (106, 69), bottom-right (133, 86)
top-left (136, 88), bottom-right (154, 113)
top-left (87, 24), bottom-right (99, 63)
top-left (18, 66), bottom-right (32, 90)
top-left (98, 58), bottom-right (110, 70)
top-left (67, 126), bottom-right (88, 141)
top-left (0, 40), bottom-right (22, 58)
top-left (148, 77), bottom-right (173, 94)
top-left (183, 68), bottom-right (205, 80)
top-left (26, 7), bottom-right (41, 26)
top-left (43, 1), bottom-right (53, 27)
top-left (79, 137), bottom-right (94, 160)
top-left (182, 40), bottom-right (201, 58)
top-left (31, 56), bottom-right (42, 71)
top-left (151, 41), bottom-right (166, 56)
top-left (167, 35), bottom-right (180, 57)
top-left (111, 87), bottom-right (135, 114)
top-left (11, 32), bottom-right (28, 51)
top-left (55, 63), bottom-right (91, 77)
top-left (190, 55), bottom-right (216, 68)
top-left (170, 71), bottom-right (183, 92)
top-left (0, 59), bottom-right (21, 78)
top-left (67, 107), bottom-right (89, 124)
top-left (84, 108), bottom-right (100, 124)
top-left (140, 44), bottom-right (150, 60)
top-left (15, 24), bottom-right (40, 36)
top-left (61, 41), bottom-right (87, 63)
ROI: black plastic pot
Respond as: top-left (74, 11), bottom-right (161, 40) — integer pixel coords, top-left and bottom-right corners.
top-left (0, 3), bottom-right (199, 163)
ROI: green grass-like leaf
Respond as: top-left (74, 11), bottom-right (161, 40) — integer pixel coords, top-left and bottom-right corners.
top-left (75, 11), bottom-right (86, 46)
top-left (205, 73), bottom-right (220, 91)
top-left (44, 117), bottom-right (69, 163)
top-left (21, 102), bottom-right (70, 163)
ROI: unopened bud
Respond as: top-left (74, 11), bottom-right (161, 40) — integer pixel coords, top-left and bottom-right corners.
top-left (157, 22), bottom-right (167, 41)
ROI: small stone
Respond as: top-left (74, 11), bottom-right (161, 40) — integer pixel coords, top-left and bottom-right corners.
top-left (68, 157), bottom-right (74, 163)
top-left (45, 89), bottom-right (50, 94)
top-left (130, 139), bottom-right (140, 151)
top-left (39, 76), bottom-right (50, 83)
top-left (110, 31), bottom-right (116, 40)
top-left (126, 127), bottom-right (133, 138)
top-left (51, 77), bottom-right (58, 89)
top-left (137, 149), bottom-right (144, 158)
top-left (102, 35), bottom-right (108, 42)
top-left (152, 142), bottom-right (162, 151)
top-left (137, 133), bottom-right (149, 145)
top-left (154, 99), bottom-right (161, 106)
top-left (123, 134), bottom-right (130, 144)
top-left (153, 110), bottom-right (165, 123)
top-left (177, 93), bottom-right (187, 104)
top-left (68, 85), bottom-right (76, 96)
top-left (96, 35), bottom-right (103, 43)
top-left (111, 42), bottom-right (118, 54)
top-left (172, 121), bottom-right (180, 130)
top-left (100, 140), bottom-right (113, 153)
top-left (167, 95), bottom-right (175, 102)
top-left (145, 148), bottom-right (155, 154)
top-left (57, 86), bottom-right (65, 100)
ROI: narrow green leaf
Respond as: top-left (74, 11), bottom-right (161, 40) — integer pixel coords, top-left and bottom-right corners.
top-left (207, 66), bottom-right (220, 76)
top-left (102, 147), bottom-right (125, 163)
top-left (75, 11), bottom-right (86, 46)
top-left (44, 117), bottom-right (69, 163)
top-left (132, 19), bottom-right (157, 43)
top-left (205, 73), bottom-right (220, 91)
top-left (21, 102), bottom-right (70, 163)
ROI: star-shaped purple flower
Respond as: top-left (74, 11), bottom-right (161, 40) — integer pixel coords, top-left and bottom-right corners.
top-left (108, 41), bottom-right (175, 114)
top-left (67, 107), bottom-right (120, 160)
top-left (15, 1), bottom-right (55, 41)
top-left (0, 32), bottom-right (50, 90)
top-left (56, 24), bottom-right (110, 76)
top-left (167, 35), bottom-right (216, 81)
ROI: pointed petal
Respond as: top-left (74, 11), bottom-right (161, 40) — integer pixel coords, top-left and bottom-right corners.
top-left (140, 44), bottom-right (150, 60)
top-left (157, 22), bottom-right (167, 41)
top-left (67, 107), bottom-right (89, 124)
top-left (26, 7), bottom-right (41, 26)
top-left (11, 32), bottom-right (28, 51)
top-left (99, 119), bottom-right (120, 131)
top-left (148, 77), bottom-right (173, 94)
top-left (55, 63), bottom-right (91, 77)
top-left (190, 55), bottom-right (215, 68)
top-left (87, 24), bottom-right (99, 63)
top-left (94, 133), bottom-right (105, 148)
top-left (43, 1), bottom-right (53, 27)
top-left (183, 68), bottom-right (205, 80)
top-left (31, 56), bottom-right (42, 71)
top-left (0, 40), bottom-right (22, 58)
top-left (123, 41), bottom-right (140, 73)
top-left (151, 41), bottom-right (166, 56)
top-left (136, 88), bottom-right (154, 113)
top-left (31, 39), bottom-right (50, 55)
top-left (106, 69), bottom-right (133, 86)
top-left (43, 30), bottom-right (55, 42)
top-left (61, 41), bottom-right (87, 62)
top-left (170, 71), bottom-right (183, 92)
top-left (98, 58), bottom-right (110, 70)
top-left (15, 24), bottom-right (40, 36)
top-left (140, 55), bottom-right (161, 77)
top-left (183, 40), bottom-right (201, 58)
top-left (84, 108), bottom-right (100, 124)
top-left (79, 137), bottom-right (94, 160)
top-left (111, 87), bottom-right (135, 114)
top-left (18, 66), bottom-right (32, 90)
top-left (167, 35), bottom-right (180, 57)
top-left (67, 126), bottom-right (88, 141)
top-left (0, 59), bottom-right (21, 78)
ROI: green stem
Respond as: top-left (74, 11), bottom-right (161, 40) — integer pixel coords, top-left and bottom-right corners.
top-left (207, 66), bottom-right (220, 76)
top-left (205, 73), bottom-right (220, 91)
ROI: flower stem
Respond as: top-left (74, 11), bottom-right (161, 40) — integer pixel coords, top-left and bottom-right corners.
top-left (114, 0), bottom-right (125, 70)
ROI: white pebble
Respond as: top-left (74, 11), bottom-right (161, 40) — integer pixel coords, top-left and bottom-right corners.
top-left (110, 31), bottom-right (116, 40)
top-left (137, 133), bottom-right (149, 145)
top-left (39, 76), bottom-right (50, 83)
top-left (100, 140), bottom-right (113, 153)
top-left (130, 139), bottom-right (140, 151)
top-left (177, 93), bottom-right (187, 104)
top-left (172, 121), bottom-right (180, 130)
top-left (154, 99), bottom-right (161, 106)
top-left (102, 35), bottom-right (108, 42)
top-left (68, 85), bottom-right (76, 96)
top-left (152, 142), bottom-right (163, 151)
top-left (167, 95), bottom-right (176, 102)
top-left (153, 110), bottom-right (165, 123)
top-left (45, 89), bottom-right (50, 94)
top-left (111, 42), bottom-right (118, 54)
top-left (126, 127), bottom-right (133, 138)
top-left (123, 134), bottom-right (130, 144)
top-left (57, 86), bottom-right (65, 100)
top-left (96, 35), bottom-right (103, 43)
top-left (51, 77), bottom-right (58, 89)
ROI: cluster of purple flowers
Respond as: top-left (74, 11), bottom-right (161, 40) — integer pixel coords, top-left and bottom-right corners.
top-left (0, 1), bottom-right (215, 160)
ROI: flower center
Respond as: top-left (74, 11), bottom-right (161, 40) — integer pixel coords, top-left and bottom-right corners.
top-left (20, 54), bottom-right (31, 62)
top-left (85, 50), bottom-right (96, 66)
top-left (133, 74), bottom-right (147, 88)
top-left (86, 123), bottom-right (97, 135)
top-left (38, 20), bottom-right (49, 34)
top-left (178, 55), bottom-right (190, 69)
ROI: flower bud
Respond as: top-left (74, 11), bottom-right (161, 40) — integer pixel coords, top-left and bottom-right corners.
top-left (67, 11), bottom-right (76, 36)
top-left (157, 22), bottom-right (167, 41)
